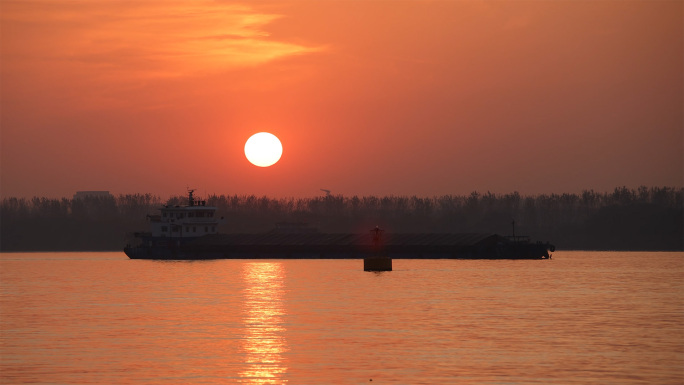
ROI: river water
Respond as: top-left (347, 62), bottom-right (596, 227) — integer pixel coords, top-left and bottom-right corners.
top-left (1, 251), bottom-right (682, 384)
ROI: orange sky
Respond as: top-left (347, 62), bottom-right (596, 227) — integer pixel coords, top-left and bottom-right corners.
top-left (1, 0), bottom-right (682, 199)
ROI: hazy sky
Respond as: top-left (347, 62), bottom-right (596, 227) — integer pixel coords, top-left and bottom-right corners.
top-left (1, 0), bottom-right (682, 199)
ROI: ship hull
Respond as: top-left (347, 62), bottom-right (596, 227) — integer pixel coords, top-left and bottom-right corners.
top-left (124, 233), bottom-right (553, 260)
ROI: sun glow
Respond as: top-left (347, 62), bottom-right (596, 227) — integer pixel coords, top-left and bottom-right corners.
top-left (244, 132), bottom-right (283, 167)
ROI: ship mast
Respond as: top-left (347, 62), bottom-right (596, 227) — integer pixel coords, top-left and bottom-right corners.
top-left (188, 189), bottom-right (195, 207)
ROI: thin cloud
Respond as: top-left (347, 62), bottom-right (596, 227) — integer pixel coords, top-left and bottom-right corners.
top-left (1, 1), bottom-right (322, 78)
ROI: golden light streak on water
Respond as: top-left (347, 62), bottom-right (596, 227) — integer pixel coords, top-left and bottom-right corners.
top-left (239, 262), bottom-right (288, 384)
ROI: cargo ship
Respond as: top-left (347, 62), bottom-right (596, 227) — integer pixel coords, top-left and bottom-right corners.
top-left (123, 191), bottom-right (555, 260)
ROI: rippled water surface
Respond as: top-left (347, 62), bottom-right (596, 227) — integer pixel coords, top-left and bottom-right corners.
top-left (1, 252), bottom-right (682, 384)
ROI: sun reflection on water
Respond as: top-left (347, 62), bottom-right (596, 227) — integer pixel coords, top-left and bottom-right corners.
top-left (239, 262), bottom-right (288, 384)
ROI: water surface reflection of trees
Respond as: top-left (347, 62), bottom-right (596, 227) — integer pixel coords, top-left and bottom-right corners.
top-left (1, 187), bottom-right (681, 251)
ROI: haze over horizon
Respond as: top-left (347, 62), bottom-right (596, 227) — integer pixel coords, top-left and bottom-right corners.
top-left (1, 0), bottom-right (682, 200)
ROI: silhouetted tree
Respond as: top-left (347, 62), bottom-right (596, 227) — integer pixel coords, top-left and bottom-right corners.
top-left (1, 186), bottom-right (682, 251)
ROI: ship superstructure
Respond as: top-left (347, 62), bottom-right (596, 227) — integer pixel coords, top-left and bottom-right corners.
top-left (150, 190), bottom-right (220, 238)
top-left (125, 190), bottom-right (222, 258)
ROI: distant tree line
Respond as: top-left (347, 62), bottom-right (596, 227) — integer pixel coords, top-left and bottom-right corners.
top-left (1, 194), bottom-right (161, 251)
top-left (1, 186), bottom-right (682, 251)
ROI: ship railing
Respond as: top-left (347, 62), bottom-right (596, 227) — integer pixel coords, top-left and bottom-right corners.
top-left (504, 235), bottom-right (531, 243)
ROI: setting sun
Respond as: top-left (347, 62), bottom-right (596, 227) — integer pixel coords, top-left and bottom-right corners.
top-left (244, 132), bottom-right (283, 167)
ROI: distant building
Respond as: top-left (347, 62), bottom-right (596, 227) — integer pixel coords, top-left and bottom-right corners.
top-left (73, 191), bottom-right (113, 200)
